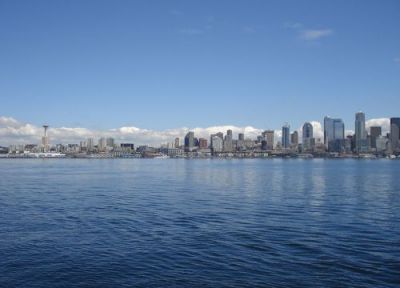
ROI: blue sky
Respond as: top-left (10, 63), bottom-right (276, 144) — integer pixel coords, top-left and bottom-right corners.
top-left (0, 0), bottom-right (399, 132)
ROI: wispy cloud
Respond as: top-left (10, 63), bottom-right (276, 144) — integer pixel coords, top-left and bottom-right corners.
top-left (284, 22), bottom-right (303, 29)
top-left (299, 29), bottom-right (333, 40)
top-left (394, 57), bottom-right (400, 63)
top-left (241, 26), bottom-right (256, 34)
top-left (178, 28), bottom-right (205, 35)
top-left (285, 22), bottom-right (333, 41)
top-left (169, 9), bottom-right (183, 16)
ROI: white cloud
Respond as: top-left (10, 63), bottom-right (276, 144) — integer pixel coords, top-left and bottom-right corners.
top-left (366, 118), bottom-right (390, 134)
top-left (0, 116), bottom-right (265, 146)
top-left (300, 29), bottom-right (333, 40)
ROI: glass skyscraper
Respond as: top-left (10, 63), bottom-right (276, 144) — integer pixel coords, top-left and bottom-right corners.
top-left (324, 116), bottom-right (345, 152)
top-left (355, 112), bottom-right (368, 153)
top-left (282, 124), bottom-right (290, 149)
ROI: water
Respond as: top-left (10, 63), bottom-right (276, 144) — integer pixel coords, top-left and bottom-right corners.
top-left (0, 159), bottom-right (399, 287)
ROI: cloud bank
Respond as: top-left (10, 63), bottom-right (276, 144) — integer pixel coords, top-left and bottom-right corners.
top-left (0, 116), bottom-right (391, 147)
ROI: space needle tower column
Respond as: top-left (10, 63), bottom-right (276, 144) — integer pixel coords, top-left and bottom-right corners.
top-left (42, 125), bottom-right (49, 152)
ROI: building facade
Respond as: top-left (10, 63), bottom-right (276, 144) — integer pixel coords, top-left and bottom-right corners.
top-left (355, 112), bottom-right (368, 153)
top-left (390, 118), bottom-right (400, 153)
top-left (282, 124), bottom-right (290, 149)
top-left (324, 116), bottom-right (345, 152)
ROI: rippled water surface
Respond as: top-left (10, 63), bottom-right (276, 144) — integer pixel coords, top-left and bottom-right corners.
top-left (1, 159), bottom-right (399, 287)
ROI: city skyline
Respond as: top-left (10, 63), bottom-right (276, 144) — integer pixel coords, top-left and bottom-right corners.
top-left (0, 114), bottom-right (393, 147)
top-left (1, 1), bottom-right (399, 130)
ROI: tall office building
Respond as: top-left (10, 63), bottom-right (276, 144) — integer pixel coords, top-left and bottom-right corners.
top-left (264, 130), bottom-right (274, 150)
top-left (98, 137), bottom-right (107, 151)
top-left (106, 137), bottom-right (115, 148)
top-left (184, 131), bottom-right (195, 152)
top-left (282, 124), bottom-right (290, 149)
top-left (174, 138), bottom-right (180, 148)
top-left (211, 135), bottom-right (223, 153)
top-left (87, 138), bottom-right (94, 151)
top-left (291, 131), bottom-right (298, 146)
top-left (355, 112), bottom-right (368, 153)
top-left (390, 117), bottom-right (400, 153)
top-left (369, 126), bottom-right (381, 149)
top-left (223, 129), bottom-right (233, 152)
top-left (302, 122), bottom-right (314, 151)
top-left (210, 132), bottom-right (223, 150)
top-left (324, 116), bottom-right (345, 152)
top-left (42, 125), bottom-right (50, 152)
top-left (237, 133), bottom-right (245, 150)
top-left (302, 122), bottom-right (313, 140)
top-left (198, 138), bottom-right (208, 149)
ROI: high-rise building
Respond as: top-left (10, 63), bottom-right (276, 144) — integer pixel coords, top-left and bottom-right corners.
top-left (390, 118), bottom-right (400, 153)
top-left (211, 135), bottom-right (223, 153)
top-left (223, 129), bottom-right (233, 152)
top-left (98, 137), bottom-right (107, 151)
top-left (265, 130), bottom-right (274, 150)
top-left (184, 131), bottom-right (195, 152)
top-left (376, 136), bottom-right (389, 153)
top-left (106, 137), bottom-right (115, 148)
top-left (42, 125), bottom-right (50, 152)
top-left (355, 112), bottom-right (368, 153)
top-left (198, 138), bottom-right (208, 149)
top-left (237, 133), bottom-right (245, 150)
top-left (87, 138), bottom-right (94, 151)
top-left (291, 131), bottom-right (298, 146)
top-left (369, 126), bottom-right (381, 149)
top-left (210, 132), bottom-right (223, 150)
top-left (282, 124), bottom-right (290, 149)
top-left (174, 137), bottom-right (180, 148)
top-left (302, 122), bottom-right (314, 151)
top-left (324, 116), bottom-right (345, 152)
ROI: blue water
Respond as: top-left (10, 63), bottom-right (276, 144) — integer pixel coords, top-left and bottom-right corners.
top-left (0, 159), bottom-right (399, 287)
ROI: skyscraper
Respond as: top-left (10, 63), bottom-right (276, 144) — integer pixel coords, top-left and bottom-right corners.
top-left (87, 138), bottom-right (94, 152)
top-left (223, 129), bottom-right (233, 152)
top-left (355, 112), bottom-right (368, 153)
top-left (227, 130), bottom-right (233, 138)
top-left (98, 137), bottom-right (107, 151)
top-left (390, 117), bottom-right (400, 153)
top-left (282, 124), bottom-right (290, 149)
top-left (106, 137), bottom-right (115, 148)
top-left (184, 131), bottom-right (195, 152)
top-left (324, 116), bottom-right (345, 152)
top-left (265, 130), bottom-right (274, 150)
top-left (211, 135), bottom-right (223, 153)
top-left (369, 126), bottom-right (381, 149)
top-left (291, 131), bottom-right (298, 146)
top-left (175, 137), bottom-right (180, 148)
top-left (302, 122), bottom-right (314, 151)
top-left (198, 138), bottom-right (208, 149)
